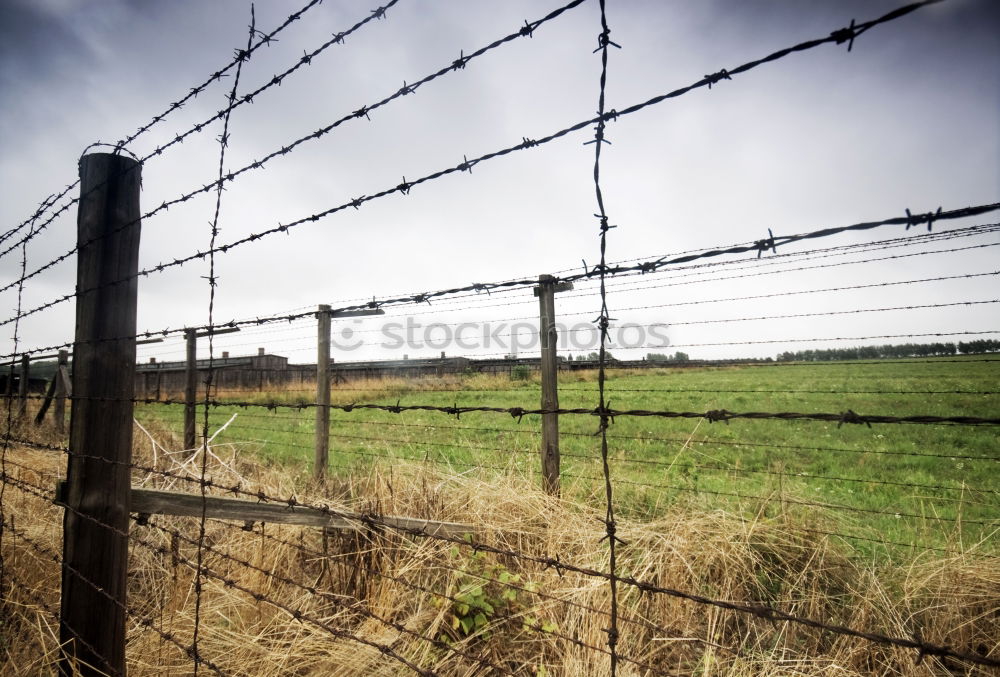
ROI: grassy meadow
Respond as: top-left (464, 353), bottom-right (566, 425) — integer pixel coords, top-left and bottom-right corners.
top-left (137, 356), bottom-right (1000, 559)
top-left (3, 356), bottom-right (997, 675)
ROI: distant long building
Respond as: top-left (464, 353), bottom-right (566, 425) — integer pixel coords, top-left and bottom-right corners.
top-left (133, 346), bottom-right (742, 397)
top-left (136, 347), bottom-right (506, 396)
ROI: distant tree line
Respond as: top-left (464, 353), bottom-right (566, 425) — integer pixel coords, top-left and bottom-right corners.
top-left (645, 352), bottom-right (690, 363)
top-left (775, 340), bottom-right (1000, 362)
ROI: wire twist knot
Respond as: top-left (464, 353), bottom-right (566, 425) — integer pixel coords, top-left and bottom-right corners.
top-left (838, 409), bottom-right (871, 428)
top-left (755, 228), bottom-right (777, 258)
top-left (706, 409), bottom-right (731, 424)
top-left (705, 68), bottom-right (732, 88)
top-left (830, 19), bottom-right (857, 51)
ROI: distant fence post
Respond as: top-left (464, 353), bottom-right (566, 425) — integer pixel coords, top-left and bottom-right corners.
top-left (17, 353), bottom-right (29, 419)
top-left (184, 328), bottom-right (197, 450)
top-left (313, 307), bottom-right (383, 480)
top-left (54, 349), bottom-right (69, 434)
top-left (60, 152), bottom-right (141, 677)
top-left (534, 275), bottom-right (573, 496)
top-left (315, 304), bottom-right (331, 481)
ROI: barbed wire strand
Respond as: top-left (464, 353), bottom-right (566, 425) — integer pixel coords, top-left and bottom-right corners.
top-left (0, 1), bottom-right (970, 335)
top-left (140, 516), bottom-right (625, 677)
top-left (204, 427), bottom-right (997, 498)
top-left (42, 439), bottom-right (981, 563)
top-left (193, 9), bottom-right (255, 674)
top-left (234, 514), bottom-right (729, 666)
top-left (0, 191), bottom-right (48, 606)
top-left (0, 0), bottom-right (580, 303)
top-left (276, 267), bottom-right (999, 334)
top-left (1, 513), bottom-right (232, 676)
top-left (4, 210), bottom-right (996, 360)
top-left (0, 0), bottom-right (388, 266)
top-left (220, 222), bottom-right (995, 326)
top-left (3, 471), bottom-right (431, 675)
top-left (120, 394), bottom-right (1000, 426)
top-left (26, 465), bottom-right (994, 669)
top-left (10, 436), bottom-right (996, 668)
top-left (0, 530), bottom-right (137, 676)
top-left (588, 0), bottom-right (622, 672)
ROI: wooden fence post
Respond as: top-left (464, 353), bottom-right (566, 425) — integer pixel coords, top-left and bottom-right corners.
top-left (60, 152), bottom-right (141, 677)
top-left (311, 307), bottom-right (383, 479)
top-left (184, 328), bottom-right (197, 450)
top-left (534, 275), bottom-right (573, 496)
top-left (17, 353), bottom-right (29, 419)
top-left (315, 305), bottom-right (331, 481)
top-left (4, 359), bottom-right (12, 399)
top-left (54, 349), bottom-right (69, 434)
top-left (34, 362), bottom-right (58, 427)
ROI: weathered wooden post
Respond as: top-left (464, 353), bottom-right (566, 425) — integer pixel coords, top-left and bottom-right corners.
top-left (183, 329), bottom-right (236, 449)
top-left (54, 349), bottom-right (69, 434)
top-left (315, 305), bottom-right (331, 481)
top-left (534, 275), bottom-right (573, 496)
top-left (313, 307), bottom-right (383, 480)
top-left (3, 360), bottom-right (12, 401)
top-left (184, 328), bottom-right (197, 450)
top-left (60, 152), bottom-right (141, 677)
top-left (17, 353), bottom-right (29, 419)
top-left (35, 362), bottom-right (58, 426)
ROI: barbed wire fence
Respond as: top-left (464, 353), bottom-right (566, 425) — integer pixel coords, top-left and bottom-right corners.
top-left (2, 0), bottom-right (999, 674)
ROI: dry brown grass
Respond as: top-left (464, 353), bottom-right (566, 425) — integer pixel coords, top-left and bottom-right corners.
top-left (1, 415), bottom-right (997, 676)
top-left (159, 372), bottom-right (542, 407)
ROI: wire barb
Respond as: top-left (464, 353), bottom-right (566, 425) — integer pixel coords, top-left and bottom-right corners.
top-left (830, 18), bottom-right (858, 51)
top-left (704, 68), bottom-right (732, 88)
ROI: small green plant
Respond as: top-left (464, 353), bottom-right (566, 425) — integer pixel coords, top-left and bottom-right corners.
top-left (436, 545), bottom-right (556, 644)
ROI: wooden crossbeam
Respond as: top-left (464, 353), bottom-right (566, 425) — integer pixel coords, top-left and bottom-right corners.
top-left (55, 481), bottom-right (475, 537)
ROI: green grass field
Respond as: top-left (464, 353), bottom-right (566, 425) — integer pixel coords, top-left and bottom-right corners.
top-left (136, 356), bottom-right (1000, 561)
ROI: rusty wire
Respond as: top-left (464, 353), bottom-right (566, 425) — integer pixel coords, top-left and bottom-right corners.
top-left (191, 7), bottom-right (256, 674)
top-left (0, 188), bottom-right (49, 605)
top-left (4, 0), bottom-right (997, 671)
top-left (10, 431), bottom-right (999, 568)
top-left (14, 465), bottom-right (994, 669)
top-left (1, 0), bottom-right (946, 267)
top-left (5, 472), bottom-right (429, 675)
top-left (0, 526), bottom-right (139, 677)
top-left (0, 0), bottom-right (581, 306)
top-left (0, 482), bottom-right (231, 676)
top-left (129, 524), bottom-right (443, 676)
top-left (0, 0), bottom-right (388, 265)
top-left (127, 301), bottom-right (995, 353)
top-left (177, 423), bottom-right (996, 490)
top-left (587, 0), bottom-right (623, 672)
top-left (10, 410), bottom-right (998, 568)
top-left (13, 388), bottom-right (1000, 427)
top-left (0, 1), bottom-right (969, 334)
top-left (7, 420), bottom-right (997, 671)
top-left (12, 385), bottom-right (1000, 427)
top-left (141, 516), bottom-right (559, 677)
top-left (232, 515), bottom-right (720, 669)
top-left (283, 265), bottom-right (1000, 332)
top-left (6, 206), bottom-right (995, 363)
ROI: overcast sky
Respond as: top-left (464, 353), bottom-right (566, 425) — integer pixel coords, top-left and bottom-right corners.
top-left (1, 0), bottom-right (998, 365)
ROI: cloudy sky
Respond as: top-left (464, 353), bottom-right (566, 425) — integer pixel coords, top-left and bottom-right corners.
top-left (1, 0), bottom-right (997, 365)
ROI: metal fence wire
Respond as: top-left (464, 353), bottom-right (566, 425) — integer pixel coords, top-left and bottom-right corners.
top-left (2, 0), bottom-right (999, 675)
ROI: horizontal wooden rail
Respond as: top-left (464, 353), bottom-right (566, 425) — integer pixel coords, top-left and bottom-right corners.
top-left (55, 481), bottom-right (475, 537)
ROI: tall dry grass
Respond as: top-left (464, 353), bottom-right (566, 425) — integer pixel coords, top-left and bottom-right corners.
top-left (1, 412), bottom-right (997, 676)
